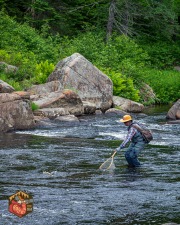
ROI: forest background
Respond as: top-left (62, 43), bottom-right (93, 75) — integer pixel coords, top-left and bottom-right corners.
top-left (0, 0), bottom-right (180, 105)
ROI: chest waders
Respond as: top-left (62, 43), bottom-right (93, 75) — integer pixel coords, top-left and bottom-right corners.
top-left (125, 123), bottom-right (146, 167)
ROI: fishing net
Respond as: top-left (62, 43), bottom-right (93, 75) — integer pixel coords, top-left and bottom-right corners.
top-left (99, 152), bottom-right (116, 170)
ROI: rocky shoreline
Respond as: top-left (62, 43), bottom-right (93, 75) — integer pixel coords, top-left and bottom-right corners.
top-left (0, 53), bottom-right (179, 133)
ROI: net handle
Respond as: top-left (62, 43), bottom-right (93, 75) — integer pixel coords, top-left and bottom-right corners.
top-left (111, 151), bottom-right (116, 158)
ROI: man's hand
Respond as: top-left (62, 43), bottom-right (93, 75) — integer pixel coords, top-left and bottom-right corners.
top-left (115, 147), bottom-right (121, 152)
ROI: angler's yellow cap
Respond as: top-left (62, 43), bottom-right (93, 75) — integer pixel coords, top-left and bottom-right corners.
top-left (120, 115), bottom-right (132, 122)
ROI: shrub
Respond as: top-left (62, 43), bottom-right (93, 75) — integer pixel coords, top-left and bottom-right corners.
top-left (0, 11), bottom-right (59, 62)
top-left (143, 68), bottom-right (180, 103)
top-left (139, 40), bottom-right (180, 69)
top-left (34, 60), bottom-right (55, 84)
top-left (101, 69), bottom-right (140, 102)
top-left (31, 102), bottom-right (39, 111)
top-left (0, 50), bottom-right (55, 89)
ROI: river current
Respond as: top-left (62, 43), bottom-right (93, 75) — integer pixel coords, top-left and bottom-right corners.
top-left (0, 107), bottom-right (179, 225)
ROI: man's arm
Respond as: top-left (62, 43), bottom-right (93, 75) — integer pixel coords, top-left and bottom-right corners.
top-left (117, 127), bottom-right (137, 151)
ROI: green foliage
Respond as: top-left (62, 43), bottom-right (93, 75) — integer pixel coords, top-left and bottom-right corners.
top-left (34, 60), bottom-right (55, 84)
top-left (0, 11), bottom-right (58, 88)
top-left (60, 32), bottom-right (150, 83)
top-left (0, 49), bottom-right (55, 89)
top-left (0, 11), bottom-right (59, 62)
top-left (1, 0), bottom-right (179, 41)
top-left (58, 31), bottom-right (180, 104)
top-left (139, 40), bottom-right (180, 69)
top-left (138, 0), bottom-right (179, 40)
top-left (0, 70), bottom-right (22, 90)
top-left (101, 69), bottom-right (140, 102)
top-left (59, 31), bottom-right (105, 61)
top-left (0, 50), bottom-right (11, 61)
top-left (143, 68), bottom-right (180, 103)
top-left (97, 35), bottom-right (150, 70)
top-left (61, 33), bottom-right (150, 70)
top-left (5, 79), bottom-right (22, 91)
top-left (31, 102), bottom-right (39, 111)
top-left (0, 0), bottom-right (108, 36)
top-left (0, 8), bottom-right (179, 105)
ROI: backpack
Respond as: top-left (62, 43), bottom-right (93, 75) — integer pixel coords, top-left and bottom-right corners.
top-left (132, 123), bottom-right (153, 143)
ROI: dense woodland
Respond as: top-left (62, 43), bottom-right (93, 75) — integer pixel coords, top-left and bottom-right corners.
top-left (0, 0), bottom-right (180, 105)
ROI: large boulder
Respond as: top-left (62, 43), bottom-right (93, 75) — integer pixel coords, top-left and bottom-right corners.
top-left (0, 92), bottom-right (35, 132)
top-left (166, 99), bottom-right (180, 120)
top-left (113, 96), bottom-right (144, 113)
top-left (47, 53), bottom-right (113, 112)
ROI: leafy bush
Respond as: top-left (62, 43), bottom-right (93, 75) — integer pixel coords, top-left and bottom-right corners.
top-left (139, 40), bottom-right (180, 69)
top-left (58, 31), bottom-right (105, 61)
top-left (143, 68), bottom-right (180, 103)
top-left (101, 69), bottom-right (140, 102)
top-left (34, 60), bottom-right (55, 84)
top-left (1, 11), bottom-right (179, 105)
top-left (0, 11), bottom-right (59, 63)
top-left (60, 32), bottom-right (150, 71)
top-left (97, 35), bottom-right (150, 70)
top-left (31, 102), bottom-right (39, 111)
top-left (0, 50), bottom-right (55, 89)
top-left (0, 12), bottom-right (58, 89)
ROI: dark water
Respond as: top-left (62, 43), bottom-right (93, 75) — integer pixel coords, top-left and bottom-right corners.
top-left (0, 107), bottom-right (180, 225)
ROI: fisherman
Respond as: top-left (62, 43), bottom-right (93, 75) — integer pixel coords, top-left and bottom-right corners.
top-left (115, 114), bottom-right (147, 167)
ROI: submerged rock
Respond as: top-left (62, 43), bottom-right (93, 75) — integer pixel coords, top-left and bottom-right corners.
top-left (54, 115), bottom-right (79, 123)
top-left (105, 108), bottom-right (126, 116)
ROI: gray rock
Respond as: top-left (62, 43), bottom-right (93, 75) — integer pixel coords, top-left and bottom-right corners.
top-left (33, 108), bottom-right (70, 119)
top-left (113, 96), bottom-right (144, 113)
top-left (82, 101), bottom-right (96, 114)
top-left (54, 115), bottom-right (79, 123)
top-left (27, 80), bottom-right (63, 96)
top-left (139, 82), bottom-right (156, 103)
top-left (0, 62), bottom-right (18, 73)
top-left (32, 89), bottom-right (84, 116)
top-left (166, 99), bottom-right (180, 120)
top-left (161, 223), bottom-right (179, 225)
top-left (0, 93), bottom-right (35, 132)
top-left (105, 108), bottom-right (126, 116)
top-left (0, 80), bottom-right (15, 93)
top-left (47, 53), bottom-right (113, 112)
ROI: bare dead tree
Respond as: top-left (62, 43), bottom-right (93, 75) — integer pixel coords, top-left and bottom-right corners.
top-left (26, 0), bottom-right (36, 20)
top-left (106, 0), bottom-right (141, 41)
top-left (106, 0), bottom-right (116, 41)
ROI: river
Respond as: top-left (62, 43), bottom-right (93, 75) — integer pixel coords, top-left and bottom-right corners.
top-left (0, 106), bottom-right (179, 225)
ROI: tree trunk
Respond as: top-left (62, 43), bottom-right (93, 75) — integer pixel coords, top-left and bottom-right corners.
top-left (106, 0), bottom-right (116, 41)
top-left (124, 0), bottom-right (129, 36)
